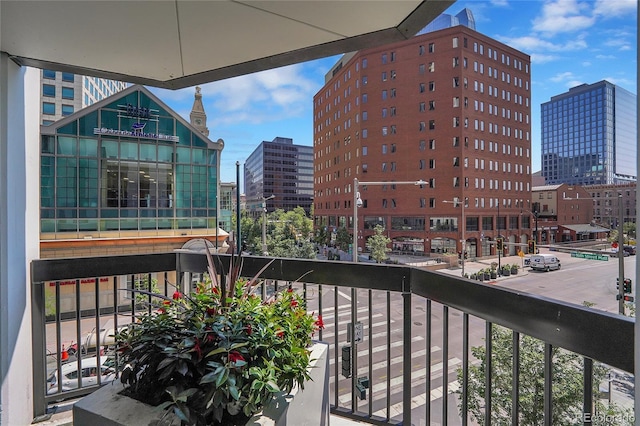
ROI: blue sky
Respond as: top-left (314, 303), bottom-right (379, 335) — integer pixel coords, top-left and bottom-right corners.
top-left (150, 0), bottom-right (637, 187)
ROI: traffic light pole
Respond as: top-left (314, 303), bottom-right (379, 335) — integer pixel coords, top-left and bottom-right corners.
top-left (617, 194), bottom-right (625, 315)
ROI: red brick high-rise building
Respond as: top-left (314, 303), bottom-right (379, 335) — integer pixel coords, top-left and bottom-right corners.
top-left (313, 23), bottom-right (532, 259)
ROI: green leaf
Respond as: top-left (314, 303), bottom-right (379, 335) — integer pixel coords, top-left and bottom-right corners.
top-left (205, 347), bottom-right (227, 357)
top-left (215, 368), bottom-right (228, 387)
top-left (229, 385), bottom-right (240, 400)
top-left (265, 380), bottom-right (280, 392)
top-left (173, 403), bottom-right (190, 423)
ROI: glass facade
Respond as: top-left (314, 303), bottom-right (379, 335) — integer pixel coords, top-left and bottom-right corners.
top-left (41, 86), bottom-right (221, 237)
top-left (541, 80), bottom-right (636, 185)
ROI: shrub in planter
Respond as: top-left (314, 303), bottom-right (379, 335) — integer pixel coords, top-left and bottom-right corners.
top-left (511, 265), bottom-right (519, 275)
top-left (115, 247), bottom-right (324, 426)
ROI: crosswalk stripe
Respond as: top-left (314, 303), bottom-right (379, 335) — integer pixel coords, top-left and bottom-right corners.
top-left (337, 357), bottom-right (462, 406)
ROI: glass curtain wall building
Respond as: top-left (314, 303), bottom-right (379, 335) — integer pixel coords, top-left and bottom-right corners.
top-left (541, 80), bottom-right (637, 185)
top-left (40, 85), bottom-right (223, 244)
top-left (244, 137), bottom-right (313, 216)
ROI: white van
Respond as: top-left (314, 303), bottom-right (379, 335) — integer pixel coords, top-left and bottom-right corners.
top-left (529, 254), bottom-right (561, 272)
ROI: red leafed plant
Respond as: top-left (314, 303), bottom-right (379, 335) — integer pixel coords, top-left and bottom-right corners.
top-left (115, 241), bottom-right (323, 425)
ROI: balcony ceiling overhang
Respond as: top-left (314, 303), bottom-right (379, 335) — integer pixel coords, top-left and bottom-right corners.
top-left (1, 0), bottom-right (454, 90)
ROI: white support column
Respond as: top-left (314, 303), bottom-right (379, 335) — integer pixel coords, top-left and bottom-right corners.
top-left (0, 53), bottom-right (40, 425)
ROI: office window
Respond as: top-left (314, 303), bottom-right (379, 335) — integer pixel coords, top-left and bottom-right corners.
top-left (382, 71), bottom-right (387, 81)
top-left (42, 102), bottom-right (55, 115)
top-left (453, 97), bottom-right (460, 107)
top-left (382, 53), bottom-right (388, 64)
top-left (382, 199), bottom-right (388, 208)
top-left (390, 52), bottom-right (396, 62)
top-left (430, 198), bottom-right (436, 208)
top-left (419, 140), bottom-right (426, 151)
top-left (429, 62), bottom-right (435, 72)
top-left (452, 57), bottom-right (459, 68)
top-left (428, 43), bottom-right (435, 53)
top-left (390, 125), bottom-right (396, 134)
top-left (62, 72), bottom-right (74, 82)
top-left (452, 37), bottom-right (458, 48)
top-left (453, 77), bottom-right (459, 87)
top-left (43, 69), bottom-right (56, 79)
top-left (382, 144), bottom-right (388, 154)
top-left (382, 108), bottom-right (388, 118)
top-left (390, 70), bottom-right (396, 79)
top-left (419, 102), bottom-right (426, 112)
top-left (43, 84), bottom-right (55, 97)
top-left (429, 139), bottom-right (436, 149)
top-left (390, 88), bottom-right (396, 97)
top-left (420, 198), bottom-right (426, 208)
top-left (429, 81), bottom-right (435, 91)
top-left (419, 64), bottom-right (425, 74)
top-left (419, 121), bottom-right (426, 131)
top-left (391, 144), bottom-right (396, 153)
top-left (419, 83), bottom-right (425, 93)
top-left (429, 159), bottom-right (436, 169)
top-left (429, 120), bottom-right (435, 130)
top-left (419, 159), bottom-right (425, 169)
top-left (61, 104), bottom-right (74, 116)
top-left (453, 157), bottom-right (460, 167)
top-left (390, 107), bottom-right (396, 116)
top-left (419, 45), bottom-right (425, 55)
top-left (362, 93), bottom-right (368, 103)
top-left (62, 87), bottom-right (74, 99)
top-left (429, 100), bottom-right (435, 110)
top-left (362, 111), bottom-right (368, 121)
top-left (429, 178), bottom-right (435, 188)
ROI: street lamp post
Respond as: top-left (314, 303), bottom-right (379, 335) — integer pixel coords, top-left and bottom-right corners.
top-left (443, 199), bottom-right (466, 277)
top-left (261, 195), bottom-right (275, 255)
top-left (350, 177), bottom-right (425, 413)
top-left (352, 178), bottom-right (427, 262)
top-left (497, 200), bottom-right (501, 273)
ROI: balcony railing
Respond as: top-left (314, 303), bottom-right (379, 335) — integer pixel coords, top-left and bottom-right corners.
top-left (31, 252), bottom-right (634, 425)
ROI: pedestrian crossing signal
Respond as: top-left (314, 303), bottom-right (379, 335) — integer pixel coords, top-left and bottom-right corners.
top-left (528, 240), bottom-right (535, 254)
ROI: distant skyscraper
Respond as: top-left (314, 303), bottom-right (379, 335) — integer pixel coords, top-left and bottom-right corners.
top-left (40, 70), bottom-right (127, 125)
top-left (244, 137), bottom-right (313, 215)
top-left (541, 80), bottom-right (637, 185)
top-left (416, 7), bottom-right (476, 35)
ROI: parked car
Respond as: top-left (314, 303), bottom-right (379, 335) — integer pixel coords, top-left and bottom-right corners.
top-left (529, 254), bottom-right (561, 272)
top-left (47, 356), bottom-right (116, 395)
top-left (623, 245), bottom-right (636, 255)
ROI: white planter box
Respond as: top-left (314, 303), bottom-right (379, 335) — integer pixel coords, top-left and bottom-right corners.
top-left (73, 342), bottom-right (329, 426)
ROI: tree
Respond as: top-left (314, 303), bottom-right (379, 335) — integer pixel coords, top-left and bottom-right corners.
top-left (265, 208), bottom-right (315, 259)
top-left (366, 225), bottom-right (390, 263)
top-left (335, 227), bottom-right (352, 252)
top-left (458, 325), bottom-right (632, 425)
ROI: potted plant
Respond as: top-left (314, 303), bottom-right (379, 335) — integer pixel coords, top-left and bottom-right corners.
top-left (511, 264), bottom-right (519, 275)
top-left (490, 263), bottom-right (498, 279)
top-left (483, 268), bottom-right (491, 281)
top-left (85, 247), bottom-right (325, 426)
top-left (501, 264), bottom-right (511, 276)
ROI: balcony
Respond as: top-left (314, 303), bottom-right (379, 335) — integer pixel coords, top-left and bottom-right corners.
top-left (32, 252), bottom-right (633, 425)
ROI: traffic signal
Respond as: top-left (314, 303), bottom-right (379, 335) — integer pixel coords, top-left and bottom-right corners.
top-left (528, 240), bottom-right (536, 254)
top-left (496, 238), bottom-right (503, 251)
top-left (624, 278), bottom-right (632, 294)
top-left (341, 346), bottom-right (351, 378)
top-left (458, 251), bottom-right (462, 259)
top-left (464, 251), bottom-right (468, 259)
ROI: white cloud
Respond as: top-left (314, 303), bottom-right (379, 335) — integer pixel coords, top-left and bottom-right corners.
top-left (490, 0), bottom-right (509, 6)
top-left (593, 0), bottom-right (637, 17)
top-left (566, 79), bottom-right (587, 88)
top-left (498, 35), bottom-right (587, 53)
top-left (550, 71), bottom-right (576, 83)
top-left (595, 54), bottom-right (617, 59)
top-left (582, 61), bottom-right (591, 67)
top-left (530, 53), bottom-right (559, 64)
top-left (532, 0), bottom-right (595, 35)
